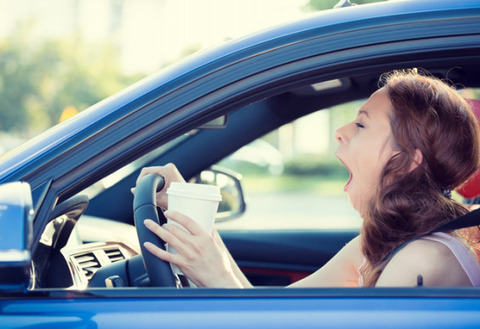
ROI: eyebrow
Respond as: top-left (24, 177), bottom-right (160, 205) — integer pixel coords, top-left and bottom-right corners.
top-left (358, 109), bottom-right (370, 118)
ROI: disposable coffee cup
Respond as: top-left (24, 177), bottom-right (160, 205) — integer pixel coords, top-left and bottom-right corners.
top-left (166, 182), bottom-right (222, 282)
top-left (167, 182), bottom-right (222, 233)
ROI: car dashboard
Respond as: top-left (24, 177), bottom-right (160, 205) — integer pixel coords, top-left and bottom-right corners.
top-left (35, 214), bottom-right (141, 289)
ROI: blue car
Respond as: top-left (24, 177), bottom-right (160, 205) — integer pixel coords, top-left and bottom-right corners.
top-left (1, 0), bottom-right (480, 327)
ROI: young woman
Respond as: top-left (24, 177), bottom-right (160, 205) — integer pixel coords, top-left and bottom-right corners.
top-left (137, 70), bottom-right (480, 288)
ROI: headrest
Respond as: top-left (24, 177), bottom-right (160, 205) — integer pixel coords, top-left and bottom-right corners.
top-left (456, 99), bottom-right (480, 199)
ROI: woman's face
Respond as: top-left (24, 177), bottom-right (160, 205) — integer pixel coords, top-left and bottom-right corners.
top-left (335, 88), bottom-right (397, 216)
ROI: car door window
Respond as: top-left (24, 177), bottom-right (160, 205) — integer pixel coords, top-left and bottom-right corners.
top-left (215, 88), bottom-right (480, 231)
top-left (215, 102), bottom-right (363, 231)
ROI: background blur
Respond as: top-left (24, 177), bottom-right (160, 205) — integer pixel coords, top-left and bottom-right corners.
top-left (0, 0), bottom-right (384, 230)
top-left (0, 0), bottom-right (382, 153)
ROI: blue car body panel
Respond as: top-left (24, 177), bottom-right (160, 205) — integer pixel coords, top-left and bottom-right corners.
top-left (0, 0), bottom-right (480, 327)
top-left (1, 290), bottom-right (480, 329)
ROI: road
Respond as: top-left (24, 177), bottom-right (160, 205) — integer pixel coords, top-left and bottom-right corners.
top-left (216, 191), bottom-right (362, 230)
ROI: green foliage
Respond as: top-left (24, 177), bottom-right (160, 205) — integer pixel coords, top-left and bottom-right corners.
top-left (0, 21), bottom-right (142, 136)
top-left (303, 0), bottom-right (342, 11)
top-left (284, 155), bottom-right (348, 178)
top-left (241, 172), bottom-right (347, 195)
top-left (304, 0), bottom-right (385, 12)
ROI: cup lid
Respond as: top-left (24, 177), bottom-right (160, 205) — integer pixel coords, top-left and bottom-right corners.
top-left (167, 182), bottom-right (222, 201)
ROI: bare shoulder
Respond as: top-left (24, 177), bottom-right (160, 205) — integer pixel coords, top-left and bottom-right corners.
top-left (376, 238), bottom-right (472, 287)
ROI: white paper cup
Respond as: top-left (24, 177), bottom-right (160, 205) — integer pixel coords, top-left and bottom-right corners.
top-left (167, 182), bottom-right (222, 232)
top-left (166, 182), bottom-right (222, 281)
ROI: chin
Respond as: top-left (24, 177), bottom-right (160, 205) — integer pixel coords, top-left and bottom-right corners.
top-left (348, 195), bottom-right (368, 219)
top-left (346, 194), bottom-right (359, 212)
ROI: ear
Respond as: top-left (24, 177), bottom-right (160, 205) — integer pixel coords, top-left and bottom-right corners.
top-left (408, 148), bottom-right (423, 173)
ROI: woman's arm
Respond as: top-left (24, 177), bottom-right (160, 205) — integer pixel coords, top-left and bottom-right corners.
top-left (135, 164), bottom-right (363, 288)
top-left (212, 229), bottom-right (253, 288)
top-left (288, 235), bottom-right (364, 288)
top-left (145, 209), bottom-right (364, 288)
top-left (135, 164), bottom-right (251, 287)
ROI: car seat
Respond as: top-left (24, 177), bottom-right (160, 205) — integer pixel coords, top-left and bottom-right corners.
top-left (456, 99), bottom-right (480, 200)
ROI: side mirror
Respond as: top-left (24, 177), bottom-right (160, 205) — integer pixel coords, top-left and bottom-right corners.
top-left (0, 182), bottom-right (33, 291)
top-left (190, 166), bottom-right (246, 222)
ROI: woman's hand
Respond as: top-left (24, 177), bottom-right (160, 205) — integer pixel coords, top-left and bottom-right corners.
top-left (143, 210), bottom-right (244, 288)
top-left (132, 163), bottom-right (186, 209)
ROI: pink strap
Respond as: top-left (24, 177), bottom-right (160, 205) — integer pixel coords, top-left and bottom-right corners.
top-left (421, 232), bottom-right (480, 286)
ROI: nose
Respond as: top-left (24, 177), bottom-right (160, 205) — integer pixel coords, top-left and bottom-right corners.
top-left (335, 124), bottom-right (349, 144)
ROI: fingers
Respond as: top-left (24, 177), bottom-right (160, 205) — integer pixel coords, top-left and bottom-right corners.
top-left (144, 211), bottom-right (208, 246)
top-left (135, 163), bottom-right (186, 186)
top-left (143, 219), bottom-right (185, 248)
top-left (143, 217), bottom-right (196, 259)
top-left (133, 163), bottom-right (186, 209)
top-left (143, 210), bottom-right (212, 262)
top-left (143, 241), bottom-right (176, 263)
top-left (164, 210), bottom-right (207, 236)
top-left (136, 166), bottom-right (162, 185)
top-left (143, 219), bottom-right (188, 267)
top-left (143, 216), bottom-right (238, 288)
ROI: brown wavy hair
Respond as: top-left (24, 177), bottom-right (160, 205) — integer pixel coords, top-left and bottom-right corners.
top-left (361, 70), bottom-right (480, 286)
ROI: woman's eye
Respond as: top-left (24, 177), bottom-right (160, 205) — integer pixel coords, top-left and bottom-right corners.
top-left (355, 122), bottom-right (364, 128)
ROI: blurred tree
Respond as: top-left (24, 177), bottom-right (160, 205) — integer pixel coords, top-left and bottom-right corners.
top-left (0, 21), bottom-right (142, 137)
top-left (0, 22), bottom-right (39, 133)
top-left (304, 0), bottom-right (385, 11)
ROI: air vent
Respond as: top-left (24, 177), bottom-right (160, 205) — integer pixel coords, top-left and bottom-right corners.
top-left (75, 252), bottom-right (101, 279)
top-left (105, 248), bottom-right (125, 263)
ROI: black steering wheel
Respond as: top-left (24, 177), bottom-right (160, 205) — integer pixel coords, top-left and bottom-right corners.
top-left (133, 174), bottom-right (177, 287)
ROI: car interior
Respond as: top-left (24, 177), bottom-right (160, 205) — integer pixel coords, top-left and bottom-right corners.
top-left (29, 60), bottom-right (480, 290)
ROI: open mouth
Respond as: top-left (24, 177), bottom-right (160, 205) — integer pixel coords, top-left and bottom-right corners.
top-left (336, 154), bottom-right (353, 191)
top-left (344, 171), bottom-right (353, 191)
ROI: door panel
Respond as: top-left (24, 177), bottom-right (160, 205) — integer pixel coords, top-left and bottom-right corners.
top-left (220, 229), bottom-right (359, 286)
